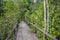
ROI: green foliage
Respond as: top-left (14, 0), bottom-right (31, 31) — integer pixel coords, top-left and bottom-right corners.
top-left (0, 0), bottom-right (6, 16)
top-left (25, 0), bottom-right (60, 40)
top-left (25, 0), bottom-right (44, 40)
top-left (47, 0), bottom-right (60, 40)
top-left (0, 0), bottom-right (60, 40)
top-left (0, 0), bottom-right (21, 40)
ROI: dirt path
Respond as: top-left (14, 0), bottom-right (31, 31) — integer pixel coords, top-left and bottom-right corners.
top-left (16, 21), bottom-right (38, 40)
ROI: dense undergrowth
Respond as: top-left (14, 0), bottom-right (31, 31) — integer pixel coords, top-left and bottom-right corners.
top-left (0, 0), bottom-right (60, 40)
top-left (25, 0), bottom-right (60, 40)
top-left (0, 0), bottom-right (21, 40)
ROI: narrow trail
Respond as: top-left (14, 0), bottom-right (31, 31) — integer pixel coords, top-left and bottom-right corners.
top-left (16, 21), bottom-right (38, 40)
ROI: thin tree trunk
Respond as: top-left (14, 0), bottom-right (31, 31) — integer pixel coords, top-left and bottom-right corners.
top-left (44, 0), bottom-right (47, 40)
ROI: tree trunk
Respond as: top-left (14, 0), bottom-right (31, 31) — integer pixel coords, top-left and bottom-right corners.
top-left (44, 0), bottom-right (47, 40)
